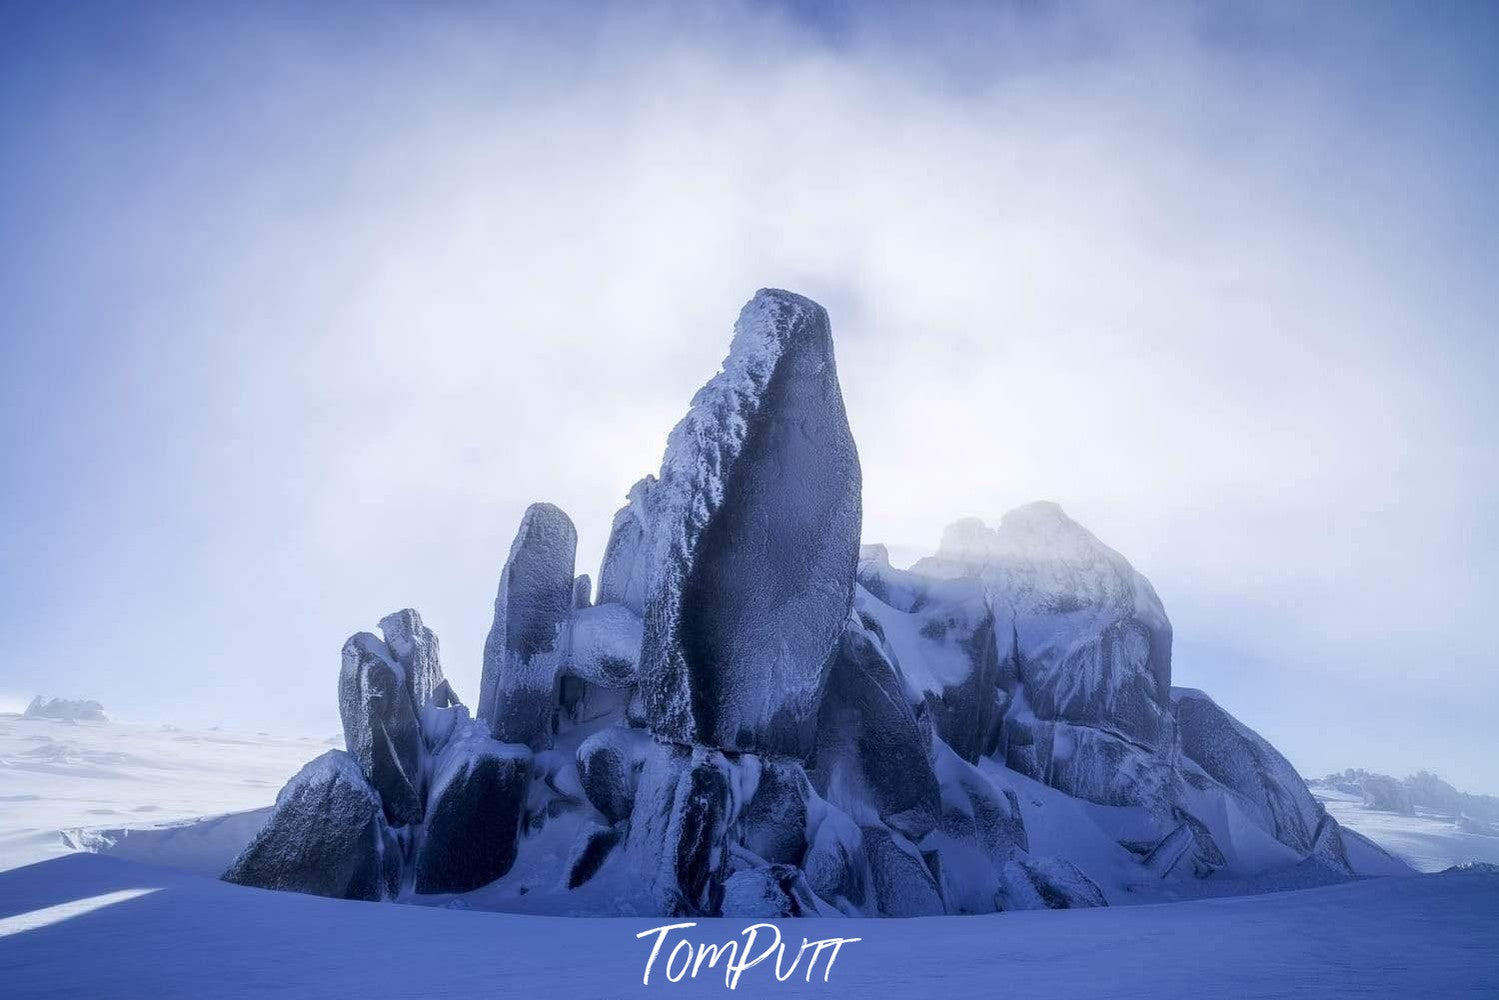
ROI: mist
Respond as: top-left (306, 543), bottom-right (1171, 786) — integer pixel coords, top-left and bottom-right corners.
top-left (1, 2), bottom-right (1494, 792)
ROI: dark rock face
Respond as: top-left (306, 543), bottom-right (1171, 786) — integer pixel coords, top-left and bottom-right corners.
top-left (720, 864), bottom-right (824, 918)
top-left (597, 476), bottom-right (656, 616)
top-left (565, 822), bottom-right (622, 889)
top-left (997, 855), bottom-right (1108, 910)
top-left (224, 751), bottom-right (398, 901)
top-left (1002, 713), bottom-right (1179, 812)
top-left (627, 743), bottom-right (736, 915)
top-left (338, 633), bottom-right (424, 826)
top-left (640, 289), bottom-right (862, 759)
top-left (853, 555), bottom-right (1005, 763)
top-left (1173, 687), bottom-right (1324, 854)
top-left (802, 809), bottom-right (867, 911)
top-left (478, 503), bottom-right (578, 751)
top-left (576, 726), bottom-right (650, 824)
top-left (414, 732), bottom-right (531, 894)
top-left (862, 826), bottom-right (944, 917)
top-left (812, 622), bottom-right (940, 842)
top-left (739, 759), bottom-right (811, 866)
top-left (377, 608), bottom-right (455, 710)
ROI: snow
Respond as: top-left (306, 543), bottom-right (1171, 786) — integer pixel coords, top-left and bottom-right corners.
top-left (0, 714), bottom-right (319, 873)
top-left (22, 698), bottom-right (107, 722)
top-left (2, 852), bottom-right (1494, 998)
top-left (1313, 785), bottom-right (1499, 873)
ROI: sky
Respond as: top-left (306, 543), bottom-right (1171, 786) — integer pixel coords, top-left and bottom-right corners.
top-left (1, 1), bottom-right (1495, 793)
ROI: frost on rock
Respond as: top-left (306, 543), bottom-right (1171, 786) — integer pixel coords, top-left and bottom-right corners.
top-left (720, 864), bottom-right (830, 918)
top-left (862, 825), bottom-right (944, 917)
top-left (572, 574), bottom-right (592, 610)
top-left (640, 289), bottom-right (862, 758)
top-left (626, 742), bottom-right (740, 915)
top-left (918, 503), bottom-right (1176, 755)
top-left (1173, 687), bottom-right (1330, 857)
top-left (414, 728), bottom-right (532, 894)
top-left (812, 620), bottom-right (940, 842)
top-left (996, 854), bottom-right (1108, 910)
top-left (566, 602), bottom-right (643, 690)
top-left (478, 502), bottom-right (578, 751)
top-left (338, 632), bottom-right (424, 826)
top-left (739, 759), bottom-right (812, 866)
top-left (224, 750), bottom-right (398, 901)
top-left (576, 725), bottom-right (651, 825)
top-left (855, 549), bottom-right (1005, 763)
top-left (378, 608), bottom-right (459, 711)
top-left (597, 476), bottom-right (657, 615)
top-left (1002, 712), bottom-right (1180, 813)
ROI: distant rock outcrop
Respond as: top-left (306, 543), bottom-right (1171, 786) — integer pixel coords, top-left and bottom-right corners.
top-left (24, 696), bottom-right (107, 722)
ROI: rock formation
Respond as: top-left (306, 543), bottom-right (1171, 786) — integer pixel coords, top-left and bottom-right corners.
top-left (224, 288), bottom-right (1362, 917)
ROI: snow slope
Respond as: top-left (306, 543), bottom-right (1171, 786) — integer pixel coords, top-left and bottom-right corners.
top-left (1, 853), bottom-right (1493, 999)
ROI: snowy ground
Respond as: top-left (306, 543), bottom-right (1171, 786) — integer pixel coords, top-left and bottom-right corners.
top-left (3, 716), bottom-right (1496, 998)
top-left (1311, 786), bottom-right (1499, 873)
top-left (2, 854), bottom-right (1494, 998)
top-left (0, 714), bottom-right (323, 874)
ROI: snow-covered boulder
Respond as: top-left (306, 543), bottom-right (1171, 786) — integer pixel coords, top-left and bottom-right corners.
top-left (23, 696), bottom-right (107, 722)
top-left (626, 742), bottom-right (741, 915)
top-left (414, 730), bottom-right (531, 894)
top-left (739, 759), bottom-right (813, 866)
top-left (855, 549), bottom-right (1005, 763)
top-left (996, 855), bottom-right (1108, 910)
top-left (224, 750), bottom-right (399, 901)
top-left (639, 289), bottom-right (862, 759)
top-left (376, 608), bottom-right (457, 711)
top-left (566, 603), bottom-right (643, 690)
top-left (1173, 687), bottom-right (1329, 856)
top-left (720, 864), bottom-right (832, 918)
top-left (576, 725), bottom-right (651, 824)
top-left (918, 503), bottom-right (1176, 756)
top-left (1359, 774), bottom-right (1417, 816)
top-left (478, 502), bottom-right (578, 751)
top-left (572, 574), bottom-right (592, 610)
top-left (862, 825), bottom-right (944, 916)
top-left (338, 632), bottom-right (424, 826)
top-left (812, 621), bottom-right (940, 842)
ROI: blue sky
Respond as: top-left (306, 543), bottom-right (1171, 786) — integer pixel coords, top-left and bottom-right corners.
top-left (2, 1), bottom-right (1496, 792)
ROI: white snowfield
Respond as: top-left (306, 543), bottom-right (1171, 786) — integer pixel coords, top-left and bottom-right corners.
top-left (2, 714), bottom-right (1497, 997)
top-left (1311, 786), bottom-right (1499, 874)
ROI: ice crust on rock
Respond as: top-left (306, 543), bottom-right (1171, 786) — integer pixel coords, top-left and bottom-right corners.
top-left (224, 750), bottom-right (398, 901)
top-left (479, 502), bottom-right (578, 751)
top-left (1173, 687), bottom-right (1332, 857)
top-left (811, 620), bottom-right (940, 843)
top-left (639, 289), bottom-right (862, 759)
top-left (338, 632), bottom-right (424, 826)
top-left (566, 603), bottom-right (643, 690)
top-left (919, 503), bottom-right (1175, 754)
top-left (378, 609), bottom-right (458, 710)
top-left (414, 728), bottom-right (531, 894)
top-left (596, 476), bottom-right (656, 615)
